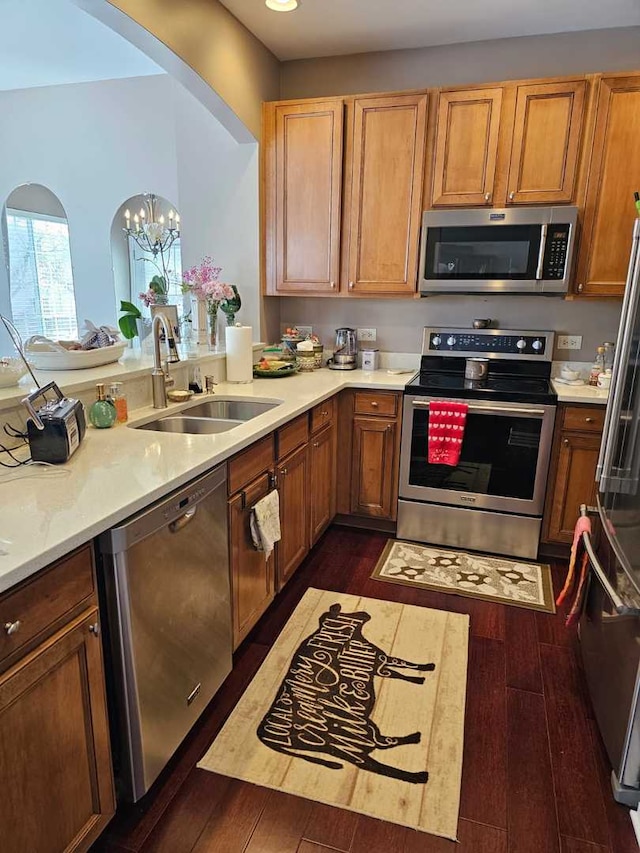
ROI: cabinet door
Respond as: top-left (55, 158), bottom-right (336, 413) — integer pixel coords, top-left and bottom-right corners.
top-left (309, 423), bottom-right (336, 545)
top-left (575, 75), bottom-right (640, 296)
top-left (431, 88), bottom-right (503, 207)
top-left (545, 431), bottom-right (601, 544)
top-left (229, 472), bottom-right (275, 648)
top-left (351, 417), bottom-right (398, 519)
top-left (507, 80), bottom-right (586, 205)
top-left (346, 94), bottom-right (427, 294)
top-left (272, 100), bottom-right (343, 294)
top-left (276, 444), bottom-right (309, 590)
top-left (0, 610), bottom-right (114, 853)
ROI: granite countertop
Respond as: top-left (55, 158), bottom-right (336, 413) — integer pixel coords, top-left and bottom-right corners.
top-left (0, 368), bottom-right (411, 594)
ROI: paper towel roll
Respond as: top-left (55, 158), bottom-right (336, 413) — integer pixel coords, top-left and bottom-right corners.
top-left (225, 325), bottom-right (253, 383)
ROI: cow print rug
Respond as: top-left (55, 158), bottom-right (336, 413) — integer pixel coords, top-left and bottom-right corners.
top-left (199, 588), bottom-right (469, 840)
top-left (372, 540), bottom-right (556, 614)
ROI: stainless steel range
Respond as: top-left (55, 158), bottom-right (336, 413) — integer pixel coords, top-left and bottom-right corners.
top-left (397, 327), bottom-right (557, 559)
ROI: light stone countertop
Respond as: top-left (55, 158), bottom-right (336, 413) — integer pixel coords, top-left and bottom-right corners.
top-left (0, 368), bottom-right (412, 594)
top-left (551, 380), bottom-right (609, 405)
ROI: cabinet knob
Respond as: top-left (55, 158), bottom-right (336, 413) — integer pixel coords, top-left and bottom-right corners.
top-left (330, 281), bottom-right (336, 289)
top-left (577, 283), bottom-right (584, 293)
top-left (386, 424), bottom-right (392, 432)
top-left (281, 468), bottom-right (288, 475)
top-left (371, 401), bottom-right (379, 408)
top-left (322, 410), bottom-right (328, 416)
top-left (3, 620), bottom-right (20, 636)
top-left (89, 622), bottom-right (100, 636)
top-left (509, 191), bottom-right (515, 201)
top-left (313, 441), bottom-right (319, 448)
top-left (484, 192), bottom-right (491, 203)
top-left (348, 281), bottom-right (354, 290)
top-left (563, 438), bottom-right (570, 446)
top-left (585, 417), bottom-right (594, 423)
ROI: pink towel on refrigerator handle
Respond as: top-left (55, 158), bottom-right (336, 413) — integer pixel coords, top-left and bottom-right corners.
top-left (428, 401), bottom-right (468, 467)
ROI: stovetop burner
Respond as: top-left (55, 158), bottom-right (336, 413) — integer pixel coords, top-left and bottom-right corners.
top-left (405, 371), bottom-right (556, 405)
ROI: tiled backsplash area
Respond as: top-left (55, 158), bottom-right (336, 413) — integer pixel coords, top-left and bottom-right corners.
top-left (280, 295), bottom-right (622, 360)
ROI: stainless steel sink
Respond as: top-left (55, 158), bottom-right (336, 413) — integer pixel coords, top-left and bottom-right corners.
top-left (182, 399), bottom-right (279, 421)
top-left (134, 416), bottom-right (244, 435)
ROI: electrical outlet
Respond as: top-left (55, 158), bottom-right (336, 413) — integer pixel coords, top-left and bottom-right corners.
top-left (296, 325), bottom-right (312, 337)
top-left (357, 328), bottom-right (377, 342)
top-left (557, 335), bottom-right (583, 350)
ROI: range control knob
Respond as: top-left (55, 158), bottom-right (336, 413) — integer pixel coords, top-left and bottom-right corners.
top-left (532, 339), bottom-right (543, 352)
top-left (432, 335), bottom-right (441, 347)
top-left (447, 336), bottom-right (456, 347)
top-left (516, 338), bottom-right (527, 351)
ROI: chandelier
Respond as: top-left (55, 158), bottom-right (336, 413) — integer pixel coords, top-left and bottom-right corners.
top-left (123, 194), bottom-right (180, 293)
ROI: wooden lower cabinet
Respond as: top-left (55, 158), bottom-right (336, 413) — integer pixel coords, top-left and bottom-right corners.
top-left (309, 422), bottom-right (336, 545)
top-left (351, 416), bottom-right (399, 519)
top-left (229, 471), bottom-right (276, 648)
top-left (0, 576), bottom-right (114, 853)
top-left (276, 444), bottom-right (310, 590)
top-left (543, 405), bottom-right (603, 545)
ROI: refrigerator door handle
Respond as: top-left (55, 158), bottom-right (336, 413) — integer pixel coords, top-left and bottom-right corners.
top-left (580, 506), bottom-right (640, 616)
top-left (597, 220), bottom-right (640, 486)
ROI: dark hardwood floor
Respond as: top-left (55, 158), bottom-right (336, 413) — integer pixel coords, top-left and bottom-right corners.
top-left (92, 527), bottom-right (637, 853)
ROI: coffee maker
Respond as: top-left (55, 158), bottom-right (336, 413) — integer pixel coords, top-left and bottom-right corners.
top-left (328, 327), bottom-right (357, 370)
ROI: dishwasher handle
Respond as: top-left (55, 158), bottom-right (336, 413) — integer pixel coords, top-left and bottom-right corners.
top-left (168, 507), bottom-right (197, 534)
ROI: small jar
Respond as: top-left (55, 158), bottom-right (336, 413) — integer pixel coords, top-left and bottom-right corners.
top-left (312, 343), bottom-right (324, 368)
top-left (297, 352), bottom-right (315, 371)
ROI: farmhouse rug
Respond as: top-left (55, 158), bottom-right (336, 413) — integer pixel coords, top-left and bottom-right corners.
top-left (372, 540), bottom-right (555, 614)
top-left (199, 588), bottom-right (469, 839)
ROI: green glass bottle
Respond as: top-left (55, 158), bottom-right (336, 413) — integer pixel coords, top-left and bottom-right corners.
top-left (89, 383), bottom-right (117, 429)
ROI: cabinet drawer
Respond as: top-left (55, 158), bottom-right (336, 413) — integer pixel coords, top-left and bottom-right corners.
top-left (310, 396), bottom-right (336, 434)
top-left (277, 414), bottom-right (309, 461)
top-left (561, 406), bottom-right (605, 433)
top-left (228, 434), bottom-right (275, 495)
top-left (0, 546), bottom-right (95, 668)
top-left (354, 391), bottom-right (398, 418)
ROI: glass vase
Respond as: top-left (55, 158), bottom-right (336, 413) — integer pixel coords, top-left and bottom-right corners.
top-left (220, 286), bottom-right (241, 326)
top-left (207, 303), bottom-right (219, 350)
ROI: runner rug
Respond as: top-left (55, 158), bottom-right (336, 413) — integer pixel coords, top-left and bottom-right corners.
top-left (372, 540), bottom-right (555, 614)
top-left (199, 587), bottom-right (469, 840)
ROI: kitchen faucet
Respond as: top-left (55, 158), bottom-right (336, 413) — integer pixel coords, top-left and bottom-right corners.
top-left (151, 313), bottom-right (180, 408)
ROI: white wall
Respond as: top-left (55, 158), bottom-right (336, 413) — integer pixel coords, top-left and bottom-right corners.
top-left (171, 78), bottom-right (260, 337)
top-left (0, 73), bottom-right (261, 351)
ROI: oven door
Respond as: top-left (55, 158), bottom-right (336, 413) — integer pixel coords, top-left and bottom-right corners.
top-left (399, 394), bottom-right (556, 515)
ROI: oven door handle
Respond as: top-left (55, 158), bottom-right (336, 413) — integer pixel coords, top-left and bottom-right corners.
top-left (411, 400), bottom-right (545, 417)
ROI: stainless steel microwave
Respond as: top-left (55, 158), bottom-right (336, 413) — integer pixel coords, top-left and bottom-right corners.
top-left (418, 206), bottom-right (578, 296)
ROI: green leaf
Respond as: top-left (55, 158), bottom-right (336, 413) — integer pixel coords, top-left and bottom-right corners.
top-left (118, 314), bottom-right (138, 340)
top-left (120, 300), bottom-right (141, 318)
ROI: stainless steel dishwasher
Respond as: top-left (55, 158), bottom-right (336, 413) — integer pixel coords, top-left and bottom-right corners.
top-left (97, 464), bottom-right (232, 802)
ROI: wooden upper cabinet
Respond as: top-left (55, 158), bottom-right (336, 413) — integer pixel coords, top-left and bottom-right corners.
top-left (346, 94), bottom-right (427, 294)
top-left (431, 87), bottom-right (503, 207)
top-left (271, 100), bottom-right (343, 294)
top-left (506, 80), bottom-right (586, 204)
top-left (574, 74), bottom-right (640, 296)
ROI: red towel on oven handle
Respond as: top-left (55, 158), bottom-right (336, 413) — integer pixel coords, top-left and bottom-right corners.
top-left (428, 401), bottom-right (468, 467)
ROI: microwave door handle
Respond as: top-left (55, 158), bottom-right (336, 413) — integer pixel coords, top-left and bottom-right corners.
top-left (598, 221), bottom-right (640, 488)
top-left (535, 224), bottom-right (548, 280)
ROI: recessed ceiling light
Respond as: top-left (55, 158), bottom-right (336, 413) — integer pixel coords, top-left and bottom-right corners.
top-left (265, 0), bottom-right (299, 11)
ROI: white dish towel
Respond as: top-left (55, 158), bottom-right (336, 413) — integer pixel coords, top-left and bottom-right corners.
top-left (250, 489), bottom-right (281, 559)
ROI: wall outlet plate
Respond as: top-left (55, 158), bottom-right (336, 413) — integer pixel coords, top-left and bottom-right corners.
top-left (557, 335), bottom-right (583, 350)
top-left (357, 328), bottom-right (377, 342)
top-left (296, 325), bottom-right (312, 337)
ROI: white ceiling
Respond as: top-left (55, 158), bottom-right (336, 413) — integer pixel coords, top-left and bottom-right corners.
top-left (220, 0), bottom-right (640, 61)
top-left (0, 0), bottom-right (162, 92)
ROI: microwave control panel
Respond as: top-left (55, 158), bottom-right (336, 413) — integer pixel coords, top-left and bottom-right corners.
top-left (542, 224), bottom-right (571, 279)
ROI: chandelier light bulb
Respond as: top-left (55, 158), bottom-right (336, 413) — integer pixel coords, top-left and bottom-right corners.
top-left (265, 0), bottom-right (298, 11)
top-left (140, 208), bottom-right (146, 219)
top-left (124, 209), bottom-right (130, 220)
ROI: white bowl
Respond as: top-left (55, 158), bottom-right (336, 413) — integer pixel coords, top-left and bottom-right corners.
top-left (0, 357), bottom-right (28, 388)
top-left (25, 341), bottom-right (128, 371)
top-left (560, 367), bottom-right (580, 381)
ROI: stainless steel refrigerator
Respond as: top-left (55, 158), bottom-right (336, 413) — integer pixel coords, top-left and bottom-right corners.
top-left (581, 217), bottom-right (640, 807)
